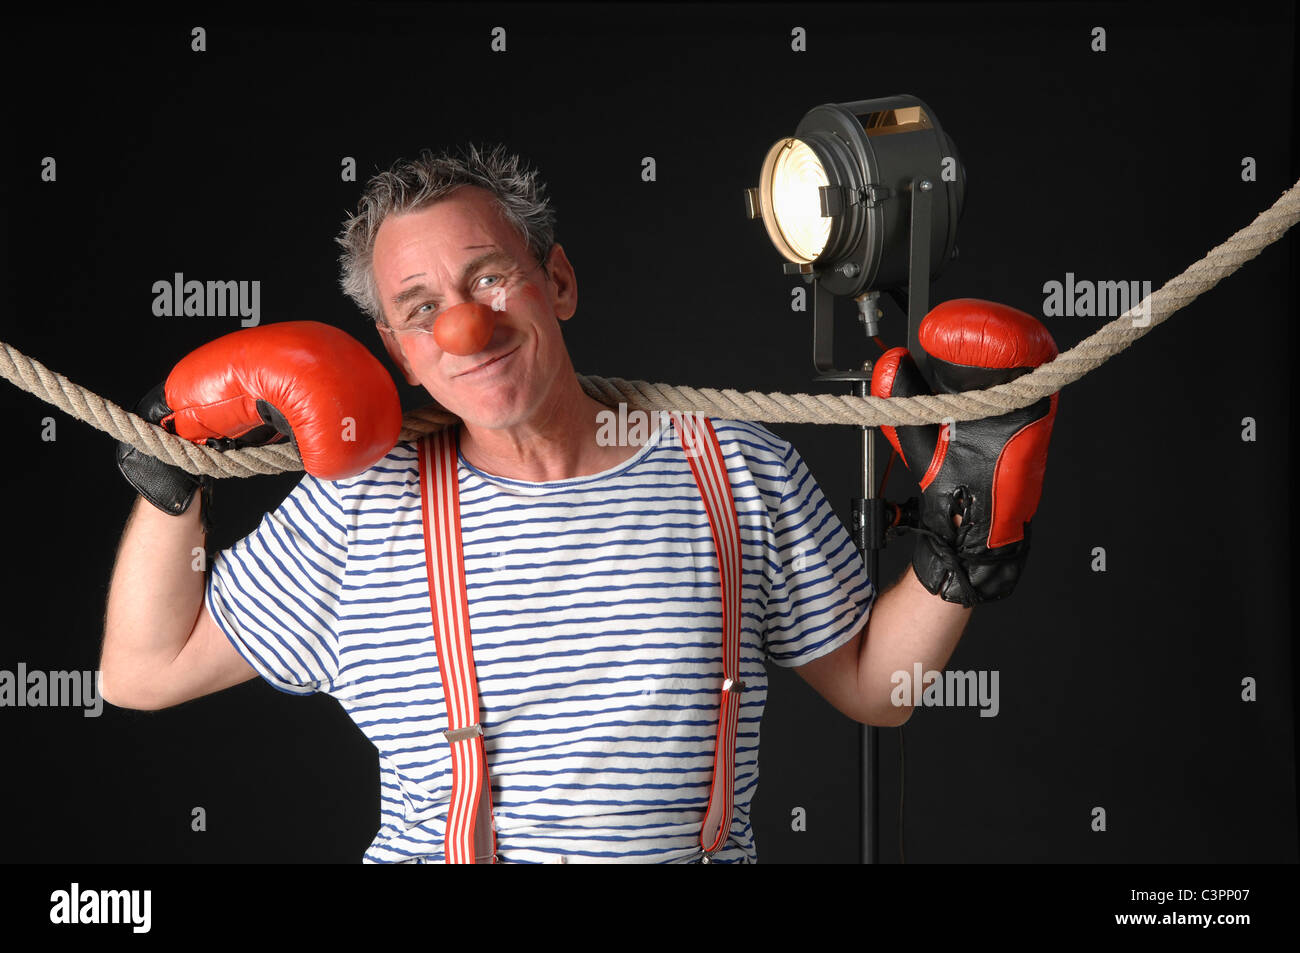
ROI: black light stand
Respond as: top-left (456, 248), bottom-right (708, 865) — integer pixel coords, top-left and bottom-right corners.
top-left (801, 175), bottom-right (935, 864)
top-left (745, 93), bottom-right (965, 864)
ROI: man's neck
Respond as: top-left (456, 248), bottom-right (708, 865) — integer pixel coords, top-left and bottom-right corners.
top-left (456, 380), bottom-right (643, 483)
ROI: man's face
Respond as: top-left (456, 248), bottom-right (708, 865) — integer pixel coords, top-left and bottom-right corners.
top-left (373, 185), bottom-right (578, 429)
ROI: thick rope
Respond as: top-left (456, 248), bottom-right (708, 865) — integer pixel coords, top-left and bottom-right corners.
top-left (2, 178), bottom-right (1297, 477)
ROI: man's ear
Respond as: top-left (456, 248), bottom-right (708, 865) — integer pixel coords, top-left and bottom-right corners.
top-left (546, 243), bottom-right (578, 322)
top-left (378, 324), bottom-right (421, 386)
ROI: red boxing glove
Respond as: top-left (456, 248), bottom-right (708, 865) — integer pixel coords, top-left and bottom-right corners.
top-left (164, 321), bottom-right (402, 479)
top-left (872, 299), bottom-right (1059, 605)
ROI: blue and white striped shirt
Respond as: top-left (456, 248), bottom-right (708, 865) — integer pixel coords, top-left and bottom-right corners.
top-left (206, 415), bottom-right (874, 863)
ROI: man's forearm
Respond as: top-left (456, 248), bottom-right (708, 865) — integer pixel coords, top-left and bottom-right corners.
top-left (857, 565), bottom-right (973, 725)
top-left (101, 493), bottom-right (208, 706)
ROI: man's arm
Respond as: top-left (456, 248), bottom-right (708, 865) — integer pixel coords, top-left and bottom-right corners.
top-left (100, 493), bottom-right (256, 711)
top-left (796, 299), bottom-right (1060, 724)
top-left (794, 564), bottom-right (972, 726)
top-left (102, 321), bottom-right (403, 709)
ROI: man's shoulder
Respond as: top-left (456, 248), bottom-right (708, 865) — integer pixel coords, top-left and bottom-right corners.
top-left (689, 418), bottom-right (801, 505)
top-left (311, 439), bottom-right (421, 501)
top-left (345, 439), bottom-right (421, 478)
top-left (703, 417), bottom-right (793, 465)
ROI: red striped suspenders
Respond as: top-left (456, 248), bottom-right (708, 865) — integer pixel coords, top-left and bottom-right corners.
top-left (417, 432), bottom-right (497, 864)
top-left (675, 412), bottom-right (745, 860)
top-left (417, 412), bottom-right (743, 864)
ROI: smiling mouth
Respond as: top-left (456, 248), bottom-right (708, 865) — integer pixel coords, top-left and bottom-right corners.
top-left (458, 346), bottom-right (519, 377)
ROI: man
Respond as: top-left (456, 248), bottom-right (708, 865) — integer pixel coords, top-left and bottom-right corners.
top-left (102, 143), bottom-right (1054, 863)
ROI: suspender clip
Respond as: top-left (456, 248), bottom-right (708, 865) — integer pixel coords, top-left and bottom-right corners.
top-left (722, 678), bottom-right (746, 694)
top-left (444, 723), bottom-right (484, 743)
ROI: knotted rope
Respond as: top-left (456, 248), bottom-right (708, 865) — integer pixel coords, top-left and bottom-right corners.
top-left (3, 178), bottom-right (1297, 478)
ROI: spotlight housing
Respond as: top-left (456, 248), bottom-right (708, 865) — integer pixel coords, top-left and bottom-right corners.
top-left (746, 94), bottom-right (966, 378)
top-left (747, 93), bottom-right (964, 296)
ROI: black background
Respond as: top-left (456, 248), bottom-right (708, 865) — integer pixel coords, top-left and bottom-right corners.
top-left (0, 1), bottom-right (1295, 865)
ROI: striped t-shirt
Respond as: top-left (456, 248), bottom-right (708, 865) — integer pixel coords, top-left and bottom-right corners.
top-left (206, 415), bottom-right (874, 863)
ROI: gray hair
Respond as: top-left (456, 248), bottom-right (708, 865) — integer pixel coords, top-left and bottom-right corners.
top-left (336, 142), bottom-right (557, 325)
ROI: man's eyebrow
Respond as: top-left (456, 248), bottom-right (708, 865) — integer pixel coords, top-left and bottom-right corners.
top-left (391, 248), bottom-right (514, 310)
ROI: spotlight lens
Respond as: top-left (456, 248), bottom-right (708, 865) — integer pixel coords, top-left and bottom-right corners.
top-left (767, 138), bottom-right (831, 262)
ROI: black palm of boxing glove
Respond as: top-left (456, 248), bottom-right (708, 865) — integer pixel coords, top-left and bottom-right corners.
top-left (117, 382), bottom-right (208, 520)
top-left (871, 299), bottom-right (1060, 606)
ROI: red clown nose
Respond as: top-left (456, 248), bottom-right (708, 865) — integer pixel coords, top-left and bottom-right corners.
top-left (434, 301), bottom-right (498, 355)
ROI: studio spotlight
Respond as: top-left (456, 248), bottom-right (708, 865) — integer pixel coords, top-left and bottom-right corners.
top-left (745, 93), bottom-right (965, 379)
